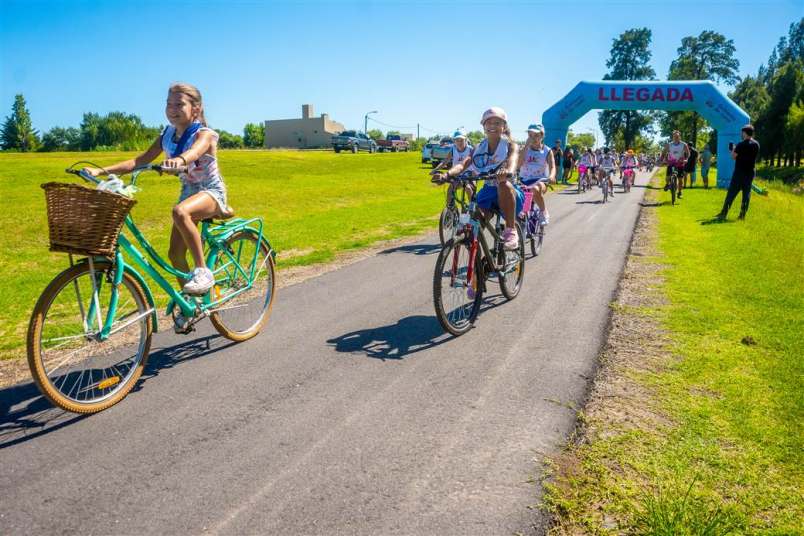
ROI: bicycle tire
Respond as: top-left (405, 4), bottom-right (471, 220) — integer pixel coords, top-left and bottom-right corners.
top-left (433, 238), bottom-right (483, 336)
top-left (27, 260), bottom-right (152, 414)
top-left (438, 206), bottom-right (458, 247)
top-left (531, 222), bottom-right (545, 257)
top-left (671, 174), bottom-right (677, 205)
top-left (499, 222), bottom-right (525, 300)
top-left (210, 230), bottom-right (276, 342)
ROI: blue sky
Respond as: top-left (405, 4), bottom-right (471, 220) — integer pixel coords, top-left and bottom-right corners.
top-left (1, 0), bottom-right (801, 140)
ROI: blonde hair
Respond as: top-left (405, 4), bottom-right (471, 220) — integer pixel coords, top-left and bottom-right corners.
top-left (168, 82), bottom-right (207, 126)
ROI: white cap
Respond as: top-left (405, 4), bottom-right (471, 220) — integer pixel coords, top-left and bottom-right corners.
top-left (481, 107), bottom-right (508, 125)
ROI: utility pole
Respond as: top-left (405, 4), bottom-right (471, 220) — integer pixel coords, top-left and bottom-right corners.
top-left (364, 110), bottom-right (377, 134)
top-left (417, 123), bottom-right (420, 140)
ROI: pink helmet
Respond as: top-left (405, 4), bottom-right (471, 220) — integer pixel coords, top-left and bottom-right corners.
top-left (481, 107), bottom-right (508, 125)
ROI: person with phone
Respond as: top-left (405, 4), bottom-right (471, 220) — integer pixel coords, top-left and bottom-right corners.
top-left (716, 125), bottom-right (760, 220)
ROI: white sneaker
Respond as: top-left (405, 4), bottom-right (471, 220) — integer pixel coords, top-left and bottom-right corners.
top-left (183, 267), bottom-right (215, 295)
top-left (539, 211), bottom-right (550, 226)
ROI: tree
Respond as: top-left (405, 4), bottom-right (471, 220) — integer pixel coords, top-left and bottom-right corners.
top-left (1, 94), bottom-right (39, 151)
top-left (218, 130), bottom-right (244, 149)
top-left (730, 75), bottom-right (770, 124)
top-left (466, 131), bottom-right (484, 146)
top-left (243, 123), bottom-right (265, 148)
top-left (666, 30), bottom-right (740, 146)
top-left (760, 62), bottom-right (803, 165)
top-left (367, 129), bottom-right (384, 141)
top-left (785, 101), bottom-right (804, 166)
top-left (597, 28), bottom-right (657, 149)
top-left (40, 126), bottom-right (81, 152)
top-left (567, 131), bottom-right (596, 150)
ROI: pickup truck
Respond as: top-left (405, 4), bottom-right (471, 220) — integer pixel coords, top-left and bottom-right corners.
top-left (429, 138), bottom-right (454, 168)
top-left (376, 134), bottom-right (410, 153)
top-left (332, 131), bottom-right (378, 153)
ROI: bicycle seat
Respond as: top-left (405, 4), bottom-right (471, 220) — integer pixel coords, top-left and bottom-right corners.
top-left (202, 205), bottom-right (235, 224)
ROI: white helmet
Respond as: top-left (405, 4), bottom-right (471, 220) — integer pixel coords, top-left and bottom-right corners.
top-left (481, 107), bottom-right (507, 125)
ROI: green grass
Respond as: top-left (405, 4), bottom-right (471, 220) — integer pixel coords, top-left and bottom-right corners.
top-left (0, 150), bottom-right (442, 360)
top-left (756, 164), bottom-right (802, 186)
top-left (545, 179), bottom-right (804, 534)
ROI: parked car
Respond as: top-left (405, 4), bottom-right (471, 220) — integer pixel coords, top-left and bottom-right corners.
top-left (430, 138), bottom-right (453, 168)
top-left (332, 131), bottom-right (378, 153)
top-left (376, 134), bottom-right (410, 153)
top-left (421, 142), bottom-right (438, 163)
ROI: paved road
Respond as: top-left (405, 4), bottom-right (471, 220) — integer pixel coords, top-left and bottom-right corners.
top-left (1, 173), bottom-right (650, 535)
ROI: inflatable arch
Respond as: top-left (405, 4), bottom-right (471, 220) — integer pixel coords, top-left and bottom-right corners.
top-left (542, 81), bottom-right (750, 188)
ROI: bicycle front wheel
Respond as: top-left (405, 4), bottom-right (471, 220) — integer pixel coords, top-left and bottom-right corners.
top-left (671, 176), bottom-right (677, 205)
top-left (433, 238), bottom-right (483, 336)
top-left (27, 260), bottom-right (153, 414)
top-left (210, 230), bottom-right (276, 341)
top-left (438, 206), bottom-right (459, 246)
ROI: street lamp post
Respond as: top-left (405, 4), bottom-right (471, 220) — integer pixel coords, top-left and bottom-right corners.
top-left (364, 110), bottom-right (378, 134)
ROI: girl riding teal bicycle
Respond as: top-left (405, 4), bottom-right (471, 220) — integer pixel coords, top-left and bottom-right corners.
top-left (29, 84), bottom-right (276, 414)
top-left (84, 83), bottom-right (230, 299)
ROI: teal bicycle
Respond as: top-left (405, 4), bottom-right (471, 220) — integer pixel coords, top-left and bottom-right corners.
top-left (27, 163), bottom-right (277, 414)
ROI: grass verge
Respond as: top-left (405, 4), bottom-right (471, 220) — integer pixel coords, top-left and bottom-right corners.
top-left (0, 150), bottom-right (441, 361)
top-left (544, 178), bottom-right (803, 534)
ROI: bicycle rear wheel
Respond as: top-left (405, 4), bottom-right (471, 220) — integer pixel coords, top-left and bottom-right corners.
top-left (210, 230), bottom-right (276, 342)
top-left (602, 179), bottom-right (609, 203)
top-left (438, 206), bottom-right (459, 246)
top-left (27, 259), bottom-right (153, 413)
top-left (433, 238), bottom-right (483, 336)
top-left (531, 221), bottom-right (545, 257)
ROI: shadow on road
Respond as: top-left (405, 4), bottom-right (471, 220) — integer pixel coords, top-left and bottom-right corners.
top-left (576, 200), bottom-right (604, 205)
top-left (0, 333), bottom-right (234, 449)
top-left (327, 315), bottom-right (449, 361)
top-left (380, 243), bottom-right (441, 256)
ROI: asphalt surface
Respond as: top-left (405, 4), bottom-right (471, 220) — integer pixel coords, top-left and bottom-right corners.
top-left (1, 172), bottom-right (650, 535)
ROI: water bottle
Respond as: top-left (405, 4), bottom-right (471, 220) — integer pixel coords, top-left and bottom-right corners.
top-left (97, 174), bottom-right (124, 194)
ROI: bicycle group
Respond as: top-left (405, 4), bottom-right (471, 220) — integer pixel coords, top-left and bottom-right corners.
top-left (26, 86), bottom-right (689, 414)
top-left (427, 110), bottom-right (693, 335)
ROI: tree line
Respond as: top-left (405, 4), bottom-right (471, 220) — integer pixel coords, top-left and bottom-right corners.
top-left (0, 98), bottom-right (267, 152)
top-left (598, 19), bottom-right (802, 168)
top-left (3, 19), bottom-right (801, 165)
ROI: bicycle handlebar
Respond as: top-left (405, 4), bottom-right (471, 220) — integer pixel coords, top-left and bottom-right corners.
top-left (65, 162), bottom-right (188, 186)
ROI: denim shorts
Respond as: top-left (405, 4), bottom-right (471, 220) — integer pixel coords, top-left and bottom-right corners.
top-left (476, 183), bottom-right (524, 216)
top-left (520, 176), bottom-right (549, 187)
top-left (178, 176), bottom-right (228, 212)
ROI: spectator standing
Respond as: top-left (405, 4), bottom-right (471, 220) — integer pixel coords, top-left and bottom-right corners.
top-left (716, 125), bottom-right (760, 220)
top-left (552, 139), bottom-right (564, 183)
top-left (563, 146), bottom-right (575, 183)
top-left (700, 145), bottom-right (713, 189)
top-left (685, 142), bottom-right (699, 188)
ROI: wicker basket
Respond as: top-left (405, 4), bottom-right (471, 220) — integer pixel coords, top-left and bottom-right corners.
top-left (42, 182), bottom-right (137, 256)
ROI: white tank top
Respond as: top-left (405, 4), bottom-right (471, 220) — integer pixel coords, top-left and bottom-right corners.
top-left (161, 124), bottom-right (222, 184)
top-left (520, 144), bottom-right (551, 180)
top-left (469, 138), bottom-right (510, 174)
top-left (667, 141), bottom-right (686, 165)
top-left (600, 155), bottom-right (617, 170)
top-left (451, 144), bottom-right (472, 165)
